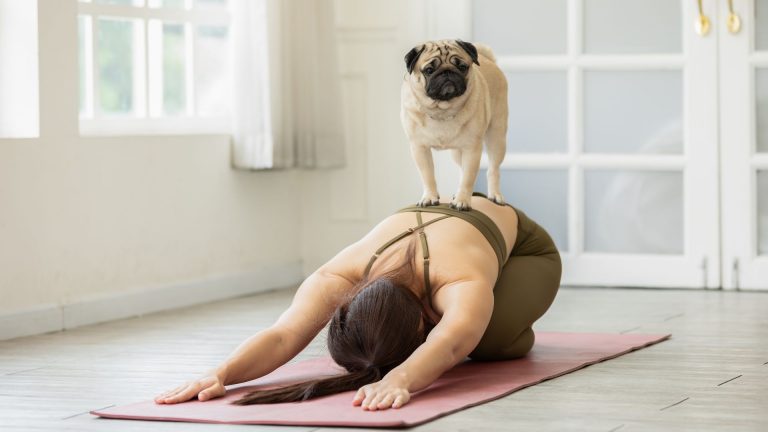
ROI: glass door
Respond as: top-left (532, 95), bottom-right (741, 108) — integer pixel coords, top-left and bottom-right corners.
top-left (432, 0), bottom-right (721, 288)
top-left (720, 0), bottom-right (768, 290)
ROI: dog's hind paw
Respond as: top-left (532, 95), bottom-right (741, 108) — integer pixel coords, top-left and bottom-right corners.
top-left (417, 193), bottom-right (440, 207)
top-left (488, 192), bottom-right (506, 206)
top-left (450, 194), bottom-right (472, 211)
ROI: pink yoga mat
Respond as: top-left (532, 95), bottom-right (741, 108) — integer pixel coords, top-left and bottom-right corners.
top-left (91, 332), bottom-right (669, 428)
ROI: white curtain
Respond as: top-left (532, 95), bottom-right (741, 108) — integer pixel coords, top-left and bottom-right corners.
top-left (230, 0), bottom-right (346, 170)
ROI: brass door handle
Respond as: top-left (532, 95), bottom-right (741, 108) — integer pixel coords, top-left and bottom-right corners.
top-left (726, 0), bottom-right (742, 34)
top-left (696, 0), bottom-right (711, 36)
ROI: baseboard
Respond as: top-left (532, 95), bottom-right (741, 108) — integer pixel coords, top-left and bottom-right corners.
top-left (0, 303), bottom-right (64, 343)
top-left (0, 261), bottom-right (303, 342)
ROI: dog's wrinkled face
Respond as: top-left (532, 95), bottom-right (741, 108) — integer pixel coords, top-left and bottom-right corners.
top-left (405, 39), bottom-right (479, 101)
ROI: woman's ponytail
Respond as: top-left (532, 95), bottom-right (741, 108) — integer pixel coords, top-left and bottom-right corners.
top-left (231, 366), bottom-right (383, 405)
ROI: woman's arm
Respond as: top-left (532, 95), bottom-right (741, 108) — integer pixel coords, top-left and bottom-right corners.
top-left (214, 269), bottom-right (356, 386)
top-left (352, 279), bottom-right (494, 410)
top-left (156, 244), bottom-right (363, 404)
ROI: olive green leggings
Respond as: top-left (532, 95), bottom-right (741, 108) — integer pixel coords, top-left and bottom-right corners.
top-left (396, 193), bottom-right (562, 361)
top-left (466, 200), bottom-right (562, 361)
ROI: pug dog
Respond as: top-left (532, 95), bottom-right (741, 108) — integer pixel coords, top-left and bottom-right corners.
top-left (401, 39), bottom-right (508, 210)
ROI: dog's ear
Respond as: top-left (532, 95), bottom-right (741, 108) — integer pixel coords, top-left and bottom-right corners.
top-left (456, 39), bottom-right (479, 65)
top-left (405, 45), bottom-right (425, 74)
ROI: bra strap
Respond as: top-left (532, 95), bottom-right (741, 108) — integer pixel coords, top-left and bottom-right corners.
top-left (363, 213), bottom-right (452, 278)
top-left (415, 212), bottom-right (432, 301)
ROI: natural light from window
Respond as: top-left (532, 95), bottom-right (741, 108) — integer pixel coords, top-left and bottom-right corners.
top-left (0, 0), bottom-right (39, 138)
top-left (78, 0), bottom-right (231, 135)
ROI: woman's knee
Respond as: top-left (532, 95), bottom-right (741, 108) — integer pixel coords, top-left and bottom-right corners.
top-left (468, 327), bottom-right (535, 361)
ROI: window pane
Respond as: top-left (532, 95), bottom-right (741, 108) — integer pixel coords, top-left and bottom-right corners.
top-left (472, 0), bottom-right (566, 55)
top-left (506, 71), bottom-right (567, 153)
top-left (148, 0), bottom-right (185, 8)
top-left (97, 18), bottom-right (136, 114)
top-left (584, 0), bottom-right (681, 54)
top-left (195, 0), bottom-right (226, 7)
top-left (93, 0), bottom-right (145, 6)
top-left (757, 68), bottom-right (768, 153)
top-left (584, 71), bottom-right (682, 154)
top-left (0, 0), bottom-right (39, 138)
top-left (78, 16), bottom-right (87, 115)
top-left (195, 25), bottom-right (229, 116)
top-left (759, 171), bottom-right (768, 255)
top-left (585, 170), bottom-right (683, 254)
top-left (163, 23), bottom-right (186, 115)
top-left (475, 169), bottom-right (569, 252)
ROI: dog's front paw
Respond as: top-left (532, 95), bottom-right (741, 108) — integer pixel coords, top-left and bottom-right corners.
top-left (488, 191), bottom-right (506, 206)
top-left (450, 192), bottom-right (472, 211)
top-left (417, 192), bottom-right (440, 207)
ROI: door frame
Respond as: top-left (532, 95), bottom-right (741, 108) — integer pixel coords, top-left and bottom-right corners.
top-left (719, 0), bottom-right (768, 290)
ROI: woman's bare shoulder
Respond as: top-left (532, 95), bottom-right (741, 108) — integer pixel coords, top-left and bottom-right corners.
top-left (318, 211), bottom-right (424, 284)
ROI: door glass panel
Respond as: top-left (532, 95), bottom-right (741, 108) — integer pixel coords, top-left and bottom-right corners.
top-left (583, 0), bottom-right (681, 54)
top-left (584, 170), bottom-right (683, 254)
top-left (757, 0), bottom-right (768, 51)
top-left (506, 71), bottom-right (567, 153)
top-left (472, 0), bottom-right (566, 55)
top-left (759, 171), bottom-right (768, 255)
top-left (757, 69), bottom-right (768, 153)
top-left (584, 71), bottom-right (683, 154)
top-left (475, 169), bottom-right (569, 252)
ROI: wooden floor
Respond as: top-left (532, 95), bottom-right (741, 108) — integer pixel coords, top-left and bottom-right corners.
top-left (2, 286), bottom-right (767, 431)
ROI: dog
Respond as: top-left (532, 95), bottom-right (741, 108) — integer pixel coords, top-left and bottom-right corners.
top-left (400, 39), bottom-right (508, 211)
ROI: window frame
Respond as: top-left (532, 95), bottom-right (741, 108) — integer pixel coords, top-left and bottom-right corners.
top-left (77, 0), bottom-right (231, 136)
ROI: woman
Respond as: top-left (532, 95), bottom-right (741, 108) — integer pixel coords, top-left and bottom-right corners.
top-left (154, 192), bottom-right (561, 411)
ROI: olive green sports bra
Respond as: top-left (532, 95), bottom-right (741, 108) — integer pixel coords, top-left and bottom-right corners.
top-left (362, 192), bottom-right (509, 322)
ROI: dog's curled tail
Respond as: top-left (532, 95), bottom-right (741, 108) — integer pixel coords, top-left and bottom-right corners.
top-left (474, 43), bottom-right (497, 63)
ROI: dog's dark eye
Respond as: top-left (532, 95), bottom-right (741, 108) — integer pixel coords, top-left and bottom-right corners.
top-left (423, 66), bottom-right (435, 76)
top-left (458, 63), bottom-right (468, 72)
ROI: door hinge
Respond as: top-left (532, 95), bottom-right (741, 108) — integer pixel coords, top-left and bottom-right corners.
top-left (732, 258), bottom-right (740, 290)
top-left (700, 256), bottom-right (708, 288)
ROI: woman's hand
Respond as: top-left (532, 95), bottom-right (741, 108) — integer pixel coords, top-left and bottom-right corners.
top-left (352, 374), bottom-right (411, 410)
top-left (154, 372), bottom-right (226, 404)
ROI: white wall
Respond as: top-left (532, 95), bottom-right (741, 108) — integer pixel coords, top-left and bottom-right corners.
top-left (0, 1), bottom-right (303, 334)
top-left (0, 0), bottom-right (456, 339)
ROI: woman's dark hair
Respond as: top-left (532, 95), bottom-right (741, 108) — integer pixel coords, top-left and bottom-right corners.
top-left (231, 236), bottom-right (434, 405)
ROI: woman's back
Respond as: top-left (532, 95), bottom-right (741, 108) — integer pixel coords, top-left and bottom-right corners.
top-left (342, 195), bottom-right (519, 323)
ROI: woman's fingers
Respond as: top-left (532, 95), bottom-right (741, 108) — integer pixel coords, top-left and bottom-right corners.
top-left (376, 393), bottom-right (395, 409)
top-left (198, 381), bottom-right (225, 401)
top-left (361, 390), bottom-right (377, 410)
top-left (160, 382), bottom-right (201, 404)
top-left (154, 384), bottom-right (187, 403)
top-left (352, 387), bottom-right (367, 406)
top-left (366, 392), bottom-right (386, 411)
top-left (353, 382), bottom-right (411, 410)
top-left (156, 384), bottom-right (186, 400)
top-left (155, 374), bottom-right (227, 404)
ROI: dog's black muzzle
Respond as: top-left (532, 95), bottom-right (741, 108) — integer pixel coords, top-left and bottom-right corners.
top-left (426, 70), bottom-right (466, 101)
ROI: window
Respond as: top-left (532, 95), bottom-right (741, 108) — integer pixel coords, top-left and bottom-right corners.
top-left (78, 0), bottom-right (230, 135)
top-left (0, 0), bottom-right (39, 138)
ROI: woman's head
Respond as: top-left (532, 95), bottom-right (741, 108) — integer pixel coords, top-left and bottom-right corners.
top-left (327, 276), bottom-right (429, 375)
top-left (231, 237), bottom-right (433, 405)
